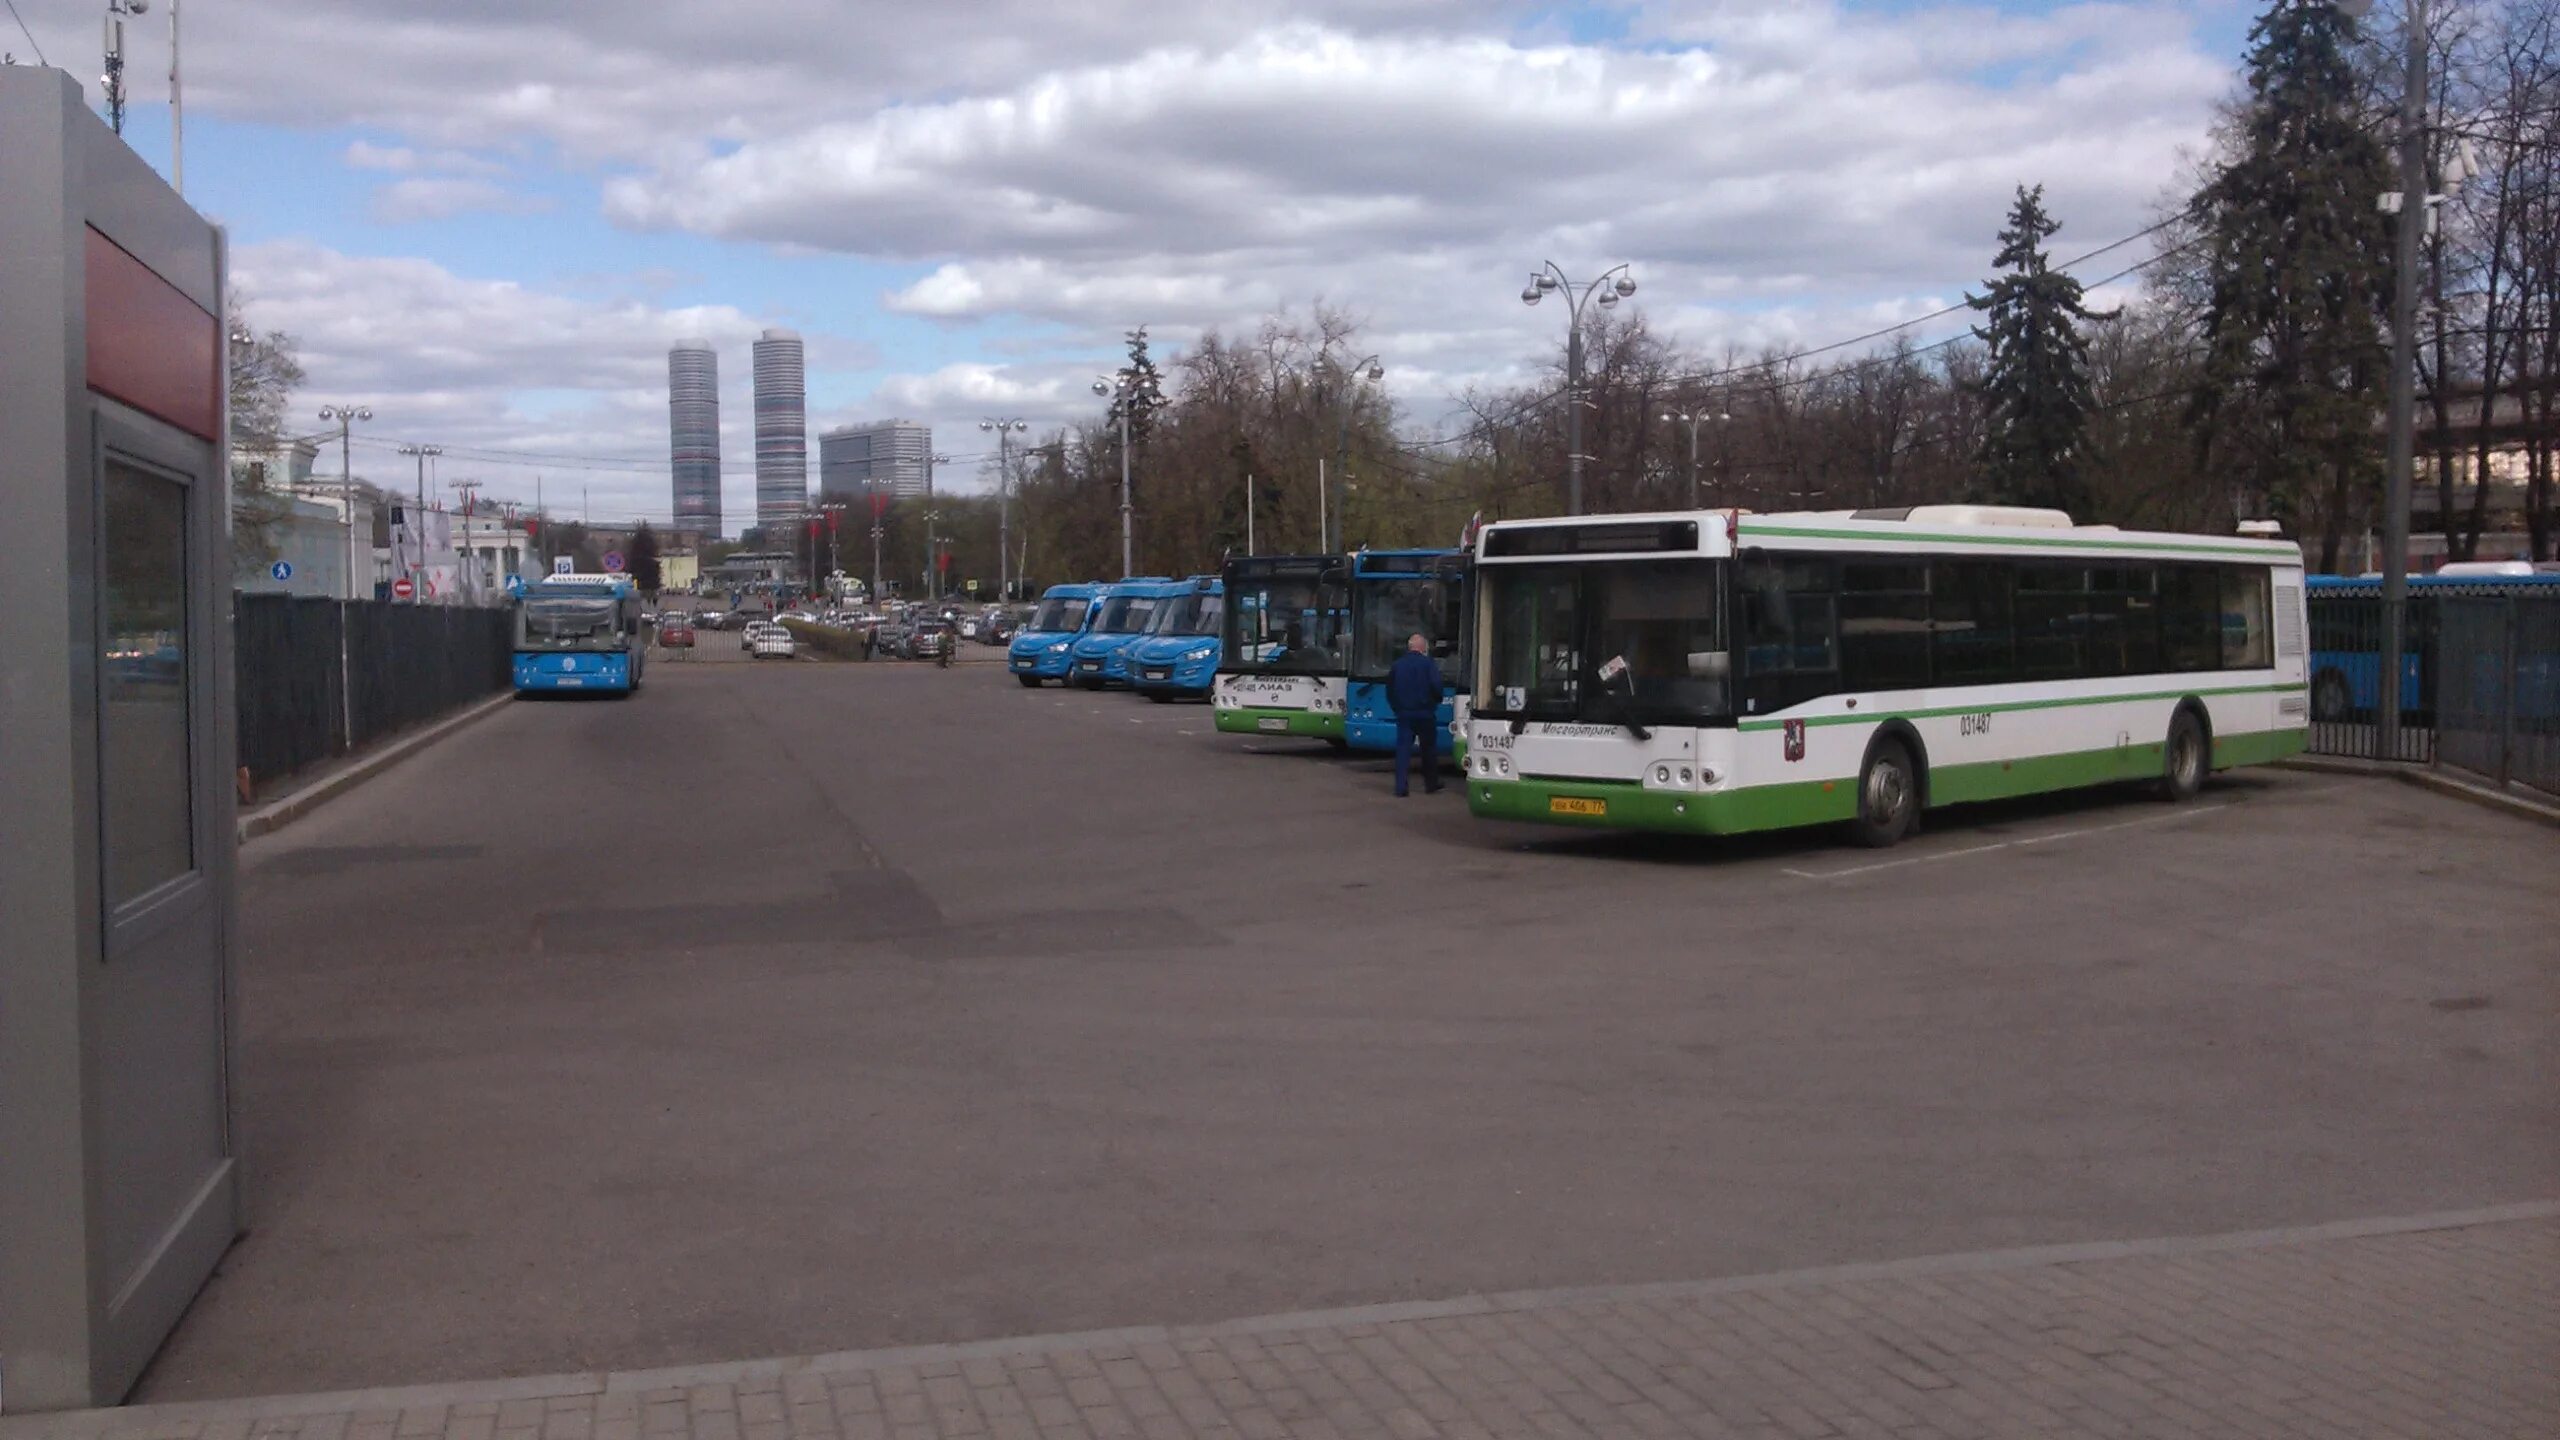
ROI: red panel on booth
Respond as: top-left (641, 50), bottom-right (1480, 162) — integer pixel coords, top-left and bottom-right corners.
top-left (84, 226), bottom-right (220, 442)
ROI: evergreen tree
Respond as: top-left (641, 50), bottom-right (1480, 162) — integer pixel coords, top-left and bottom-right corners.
top-left (1968, 185), bottom-right (2105, 512)
top-left (2187, 0), bottom-right (2392, 557)
top-left (1106, 326), bottom-right (1169, 445)
top-left (628, 521), bottom-right (662, 599)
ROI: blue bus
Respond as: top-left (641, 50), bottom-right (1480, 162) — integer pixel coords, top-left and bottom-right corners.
top-left (1344, 549), bottom-right (1469, 755)
top-left (513, 573), bottom-right (644, 696)
top-left (2307, 569), bottom-right (2560, 720)
top-left (1068, 577), bottom-right (1182, 688)
top-left (1125, 577), bottom-right (1224, 701)
top-left (1214, 554), bottom-right (1351, 744)
top-left (1009, 581), bottom-right (1107, 687)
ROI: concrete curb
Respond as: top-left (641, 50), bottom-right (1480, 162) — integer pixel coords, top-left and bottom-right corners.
top-left (235, 693), bottom-right (514, 843)
top-left (2395, 765), bottom-right (2560, 830)
top-left (2278, 754), bottom-right (2560, 829)
top-left (21, 1199), bottom-right (2554, 1432)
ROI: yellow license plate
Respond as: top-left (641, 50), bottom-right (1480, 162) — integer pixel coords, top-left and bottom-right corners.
top-left (1548, 796), bottom-right (1607, 816)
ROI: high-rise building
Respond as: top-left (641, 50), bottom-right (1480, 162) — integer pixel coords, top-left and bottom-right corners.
top-left (818, 420), bottom-right (933, 504)
top-left (752, 328), bottom-right (808, 531)
top-left (667, 339), bottom-right (722, 539)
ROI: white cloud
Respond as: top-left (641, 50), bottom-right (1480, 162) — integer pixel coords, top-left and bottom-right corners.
top-left (231, 240), bottom-right (793, 527)
top-left (341, 140), bottom-right (509, 176)
top-left (369, 177), bottom-right (553, 224)
top-left (132, 1), bottom-right (2244, 520)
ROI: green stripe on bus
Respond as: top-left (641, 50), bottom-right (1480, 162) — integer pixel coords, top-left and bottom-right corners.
top-left (1742, 524), bottom-right (2295, 558)
top-left (1735, 682), bottom-right (2307, 732)
top-left (1469, 728), bottom-right (2305, 837)
top-left (1215, 706), bottom-right (1347, 740)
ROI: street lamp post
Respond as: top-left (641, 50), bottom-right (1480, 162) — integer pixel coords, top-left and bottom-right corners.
top-left (313, 406), bottom-right (369, 588)
top-left (2336, 0), bottom-right (2427, 764)
top-left (1093, 375), bottom-right (1142, 577)
top-left (820, 502), bottom-right (848, 593)
top-left (1659, 408), bottom-right (1733, 509)
top-left (1322, 353), bottom-right (1383, 552)
top-left (394, 440), bottom-right (441, 594)
top-left (1520, 262), bottom-right (1637, 516)
top-left (980, 417), bottom-right (1028, 600)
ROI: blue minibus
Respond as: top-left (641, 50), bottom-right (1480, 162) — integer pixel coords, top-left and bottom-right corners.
top-left (1067, 577), bottom-right (1181, 688)
top-left (1125, 577), bottom-right (1224, 701)
top-left (1009, 581), bottom-right (1107, 687)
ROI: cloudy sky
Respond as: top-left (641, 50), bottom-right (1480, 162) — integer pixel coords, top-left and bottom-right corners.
top-left (13, 0), bottom-right (2256, 532)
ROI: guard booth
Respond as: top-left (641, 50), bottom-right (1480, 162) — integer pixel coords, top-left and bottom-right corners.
top-left (0, 68), bottom-right (241, 1410)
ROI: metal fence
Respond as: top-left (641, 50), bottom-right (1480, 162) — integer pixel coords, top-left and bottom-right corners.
top-left (234, 593), bottom-right (512, 788)
top-left (2436, 595), bottom-right (2560, 799)
top-left (2305, 589), bottom-right (2438, 763)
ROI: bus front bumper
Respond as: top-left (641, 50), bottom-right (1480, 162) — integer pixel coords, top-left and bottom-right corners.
top-left (1464, 775), bottom-right (1852, 836)
top-left (1215, 706), bottom-right (1346, 740)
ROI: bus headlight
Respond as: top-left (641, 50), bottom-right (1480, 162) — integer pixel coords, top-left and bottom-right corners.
top-left (1182, 647), bottom-right (1214, 661)
top-left (1046, 641), bottom-right (1071, 653)
top-left (1652, 764), bottom-right (1673, 786)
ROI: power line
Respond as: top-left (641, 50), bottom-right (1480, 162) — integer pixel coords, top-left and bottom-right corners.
top-left (4, 0), bottom-right (46, 64)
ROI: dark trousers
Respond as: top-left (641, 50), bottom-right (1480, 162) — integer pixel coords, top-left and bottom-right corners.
top-left (1394, 714), bottom-right (1441, 795)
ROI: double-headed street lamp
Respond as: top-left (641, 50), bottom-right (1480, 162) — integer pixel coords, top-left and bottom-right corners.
top-left (394, 440), bottom-right (441, 587)
top-left (1521, 262), bottom-right (1636, 516)
top-left (1659, 408), bottom-right (1732, 509)
top-left (980, 417), bottom-right (1028, 599)
top-left (1093, 373), bottom-right (1145, 577)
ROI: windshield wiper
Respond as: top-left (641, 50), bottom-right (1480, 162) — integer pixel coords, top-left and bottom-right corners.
top-left (1584, 665), bottom-right (1653, 741)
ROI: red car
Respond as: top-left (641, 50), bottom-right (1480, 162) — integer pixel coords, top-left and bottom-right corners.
top-left (656, 618), bottom-right (696, 649)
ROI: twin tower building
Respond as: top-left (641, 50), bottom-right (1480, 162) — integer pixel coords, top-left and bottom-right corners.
top-left (666, 330), bottom-right (932, 541)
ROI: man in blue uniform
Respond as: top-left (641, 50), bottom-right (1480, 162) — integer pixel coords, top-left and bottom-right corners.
top-left (1385, 632), bottom-right (1445, 798)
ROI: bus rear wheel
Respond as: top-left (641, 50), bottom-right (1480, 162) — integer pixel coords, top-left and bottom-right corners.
top-left (2310, 669), bottom-right (2352, 723)
top-left (1848, 740), bottom-right (1919, 848)
top-left (2160, 710), bottom-right (2207, 802)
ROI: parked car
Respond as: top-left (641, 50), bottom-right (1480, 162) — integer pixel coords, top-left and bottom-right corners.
top-left (751, 625), bottom-right (796, 660)
top-left (697, 609), bottom-right (729, 630)
top-left (872, 621), bottom-right (914, 658)
top-left (908, 625), bottom-right (950, 660)
top-left (657, 618), bottom-right (696, 648)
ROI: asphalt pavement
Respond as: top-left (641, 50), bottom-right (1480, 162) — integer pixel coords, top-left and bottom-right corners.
top-left (137, 658), bottom-right (2560, 1401)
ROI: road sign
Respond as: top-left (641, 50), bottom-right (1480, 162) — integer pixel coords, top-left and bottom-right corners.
top-left (552, 556), bottom-right (574, 575)
top-left (602, 551), bottom-right (625, 573)
top-left (504, 574), bottom-right (527, 598)
top-left (268, 560), bottom-right (293, 582)
top-left (391, 577), bottom-right (416, 601)
top-left (965, 579), bottom-right (979, 593)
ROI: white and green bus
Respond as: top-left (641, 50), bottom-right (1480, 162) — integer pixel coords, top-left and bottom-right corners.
top-left (1461, 506), bottom-right (2308, 846)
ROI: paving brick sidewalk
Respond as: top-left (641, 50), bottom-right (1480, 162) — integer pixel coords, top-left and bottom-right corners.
top-left (12, 1204), bottom-right (2554, 1440)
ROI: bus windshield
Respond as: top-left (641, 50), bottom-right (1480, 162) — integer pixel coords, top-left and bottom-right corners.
top-left (1031, 596), bottom-right (1090, 633)
top-left (1150, 592), bottom-right (1222, 636)
top-left (1352, 576), bottom-right (1464, 685)
top-left (518, 597), bottom-right (627, 651)
top-left (1224, 573), bottom-right (1347, 675)
top-left (1476, 560), bottom-right (1730, 723)
top-left (1093, 596), bottom-right (1157, 634)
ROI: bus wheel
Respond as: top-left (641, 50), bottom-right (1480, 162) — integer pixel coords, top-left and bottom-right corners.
top-left (1017, 675), bottom-right (1042, 689)
top-left (1145, 690), bottom-right (1171, 703)
top-left (2160, 709), bottom-right (2208, 802)
top-left (2310, 669), bottom-right (2351, 723)
top-left (1848, 740), bottom-right (1918, 848)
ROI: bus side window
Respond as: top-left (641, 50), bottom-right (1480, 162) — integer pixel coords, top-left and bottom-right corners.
top-left (1739, 556), bottom-right (1838, 713)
